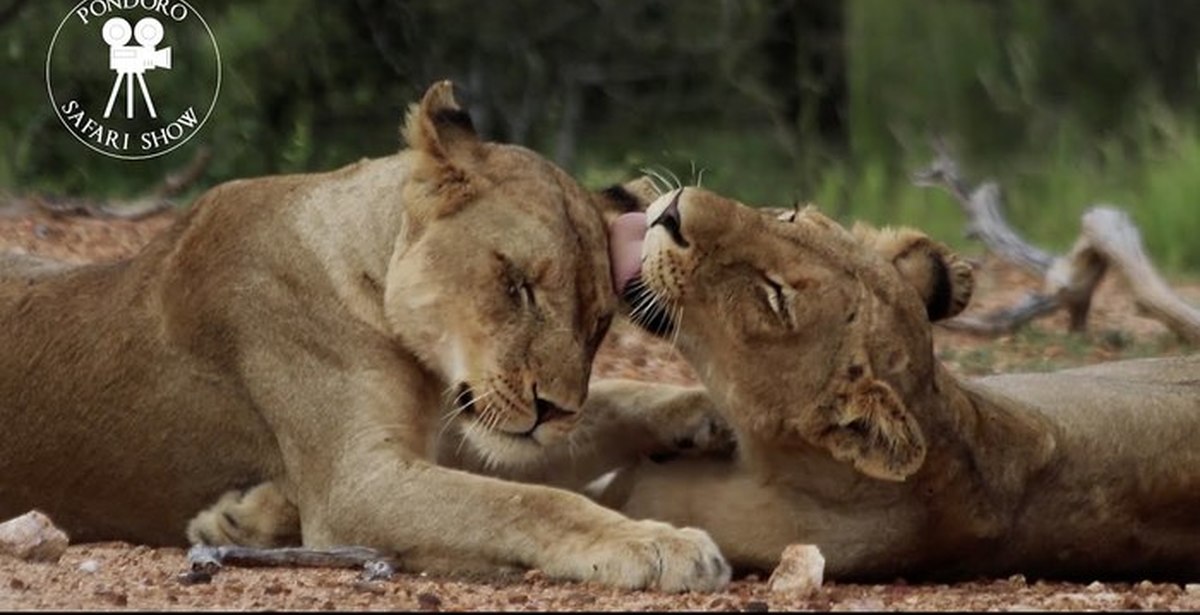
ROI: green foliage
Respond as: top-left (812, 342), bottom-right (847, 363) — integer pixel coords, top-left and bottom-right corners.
top-left (2, 0), bottom-right (1198, 271)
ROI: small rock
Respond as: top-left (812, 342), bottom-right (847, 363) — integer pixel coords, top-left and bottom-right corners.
top-left (1086, 580), bottom-right (1106, 592)
top-left (360, 559), bottom-right (395, 582)
top-left (1185, 583), bottom-right (1200, 595)
top-left (177, 569), bottom-right (213, 585)
top-left (0, 510), bottom-right (70, 563)
top-left (767, 544), bottom-right (825, 596)
top-left (78, 559), bottom-right (101, 574)
top-left (1007, 574), bottom-right (1027, 586)
top-left (417, 591), bottom-right (442, 611)
top-left (9, 578), bottom-right (27, 590)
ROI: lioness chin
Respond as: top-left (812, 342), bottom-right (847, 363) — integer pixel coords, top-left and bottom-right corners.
top-left (0, 82), bottom-right (730, 592)
top-left (599, 187), bottom-right (1200, 582)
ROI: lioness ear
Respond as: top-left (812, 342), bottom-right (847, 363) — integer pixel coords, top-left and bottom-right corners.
top-left (851, 223), bottom-right (974, 321)
top-left (592, 176), bottom-right (658, 225)
top-left (401, 80), bottom-right (480, 163)
top-left (791, 376), bottom-right (927, 481)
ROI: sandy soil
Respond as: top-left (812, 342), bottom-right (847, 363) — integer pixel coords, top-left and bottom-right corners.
top-left (1, 207), bottom-right (1198, 611)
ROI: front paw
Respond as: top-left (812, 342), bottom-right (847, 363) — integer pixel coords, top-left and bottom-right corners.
top-left (647, 390), bottom-right (736, 461)
top-left (544, 520), bottom-right (731, 592)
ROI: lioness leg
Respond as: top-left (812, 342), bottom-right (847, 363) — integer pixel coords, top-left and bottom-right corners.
top-left (235, 342), bottom-right (728, 592)
top-left (441, 379), bottom-right (734, 490)
top-left (189, 380), bottom-right (734, 572)
top-left (596, 459), bottom-right (793, 569)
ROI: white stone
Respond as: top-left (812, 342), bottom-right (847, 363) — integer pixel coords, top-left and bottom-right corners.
top-left (767, 544), bottom-right (825, 596)
top-left (0, 510), bottom-right (70, 563)
top-left (78, 559), bottom-right (101, 573)
top-left (1185, 583), bottom-right (1200, 595)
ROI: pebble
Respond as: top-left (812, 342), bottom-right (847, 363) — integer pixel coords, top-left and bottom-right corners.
top-left (0, 510), bottom-right (70, 563)
top-left (767, 544), bottom-right (825, 596)
top-left (360, 559), bottom-right (394, 582)
top-left (417, 591), bottom-right (442, 611)
top-left (78, 559), bottom-right (101, 573)
top-left (1185, 583), bottom-right (1200, 595)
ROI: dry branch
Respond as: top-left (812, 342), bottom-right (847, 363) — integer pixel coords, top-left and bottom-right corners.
top-left (1080, 208), bottom-right (1200, 344)
top-left (14, 146), bottom-right (212, 221)
top-left (912, 149), bottom-right (1053, 276)
top-left (184, 544), bottom-right (398, 583)
top-left (913, 144), bottom-right (1199, 343)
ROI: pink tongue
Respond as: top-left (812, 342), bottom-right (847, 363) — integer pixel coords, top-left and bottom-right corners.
top-left (608, 212), bottom-right (647, 294)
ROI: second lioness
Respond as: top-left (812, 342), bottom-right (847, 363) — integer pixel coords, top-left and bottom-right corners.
top-left (602, 187), bottom-right (1200, 581)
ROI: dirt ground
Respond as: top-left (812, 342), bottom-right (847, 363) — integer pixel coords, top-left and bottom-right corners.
top-left (1, 207), bottom-right (1198, 611)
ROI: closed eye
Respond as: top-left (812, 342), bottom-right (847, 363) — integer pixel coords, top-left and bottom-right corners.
top-left (762, 276), bottom-right (791, 325)
top-left (507, 279), bottom-right (536, 309)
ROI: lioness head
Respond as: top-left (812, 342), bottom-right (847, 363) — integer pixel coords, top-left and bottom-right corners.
top-left (619, 188), bottom-right (973, 481)
top-left (386, 82), bottom-right (645, 466)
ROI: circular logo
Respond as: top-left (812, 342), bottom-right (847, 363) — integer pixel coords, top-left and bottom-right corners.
top-left (46, 1), bottom-right (221, 160)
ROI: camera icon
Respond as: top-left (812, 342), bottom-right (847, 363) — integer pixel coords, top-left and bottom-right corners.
top-left (102, 17), bottom-right (172, 119)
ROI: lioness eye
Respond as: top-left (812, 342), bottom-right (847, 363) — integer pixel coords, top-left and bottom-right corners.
top-left (763, 277), bottom-right (790, 323)
top-left (506, 278), bottom-right (536, 309)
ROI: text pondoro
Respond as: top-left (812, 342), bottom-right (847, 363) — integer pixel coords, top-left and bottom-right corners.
top-left (75, 0), bottom-right (190, 24)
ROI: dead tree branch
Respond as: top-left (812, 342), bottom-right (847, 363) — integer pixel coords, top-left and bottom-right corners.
top-left (912, 144), bottom-right (1053, 276)
top-left (25, 146), bottom-right (212, 221)
top-left (1080, 207), bottom-right (1200, 344)
top-left (913, 144), bottom-right (1199, 343)
top-left (183, 544), bottom-right (398, 584)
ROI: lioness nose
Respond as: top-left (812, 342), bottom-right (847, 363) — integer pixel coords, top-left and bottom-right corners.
top-left (651, 189), bottom-right (690, 248)
top-left (534, 396), bottom-right (574, 426)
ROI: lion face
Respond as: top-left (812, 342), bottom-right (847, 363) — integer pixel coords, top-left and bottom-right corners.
top-left (625, 188), bottom-right (972, 481)
top-left (382, 83), bottom-right (633, 467)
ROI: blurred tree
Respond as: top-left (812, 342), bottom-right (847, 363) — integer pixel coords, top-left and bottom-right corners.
top-left (2, 0), bottom-right (1199, 270)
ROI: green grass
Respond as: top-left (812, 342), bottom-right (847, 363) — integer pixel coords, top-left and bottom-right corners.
top-left (575, 118), bottom-right (1200, 275)
top-left (937, 325), bottom-right (1189, 377)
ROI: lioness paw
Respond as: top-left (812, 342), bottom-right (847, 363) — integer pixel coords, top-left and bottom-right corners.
top-left (646, 390), bottom-right (736, 461)
top-left (546, 520), bottom-right (730, 592)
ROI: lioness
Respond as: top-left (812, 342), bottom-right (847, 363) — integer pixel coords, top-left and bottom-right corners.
top-left (601, 187), bottom-right (1200, 581)
top-left (0, 82), bottom-right (730, 591)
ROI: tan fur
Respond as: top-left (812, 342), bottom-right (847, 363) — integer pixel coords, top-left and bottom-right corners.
top-left (0, 82), bottom-right (730, 592)
top-left (603, 187), bottom-right (1200, 581)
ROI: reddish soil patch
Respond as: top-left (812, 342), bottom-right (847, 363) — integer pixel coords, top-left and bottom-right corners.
top-left (1, 209), bottom-right (1197, 610)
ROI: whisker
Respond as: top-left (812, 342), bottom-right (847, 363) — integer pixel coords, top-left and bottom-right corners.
top-left (640, 167), bottom-right (674, 196)
top-left (628, 291), bottom-right (658, 327)
top-left (436, 390), bottom-right (495, 448)
top-left (455, 415), bottom-right (479, 458)
top-left (663, 167), bottom-right (683, 191)
top-left (669, 303), bottom-right (684, 351)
